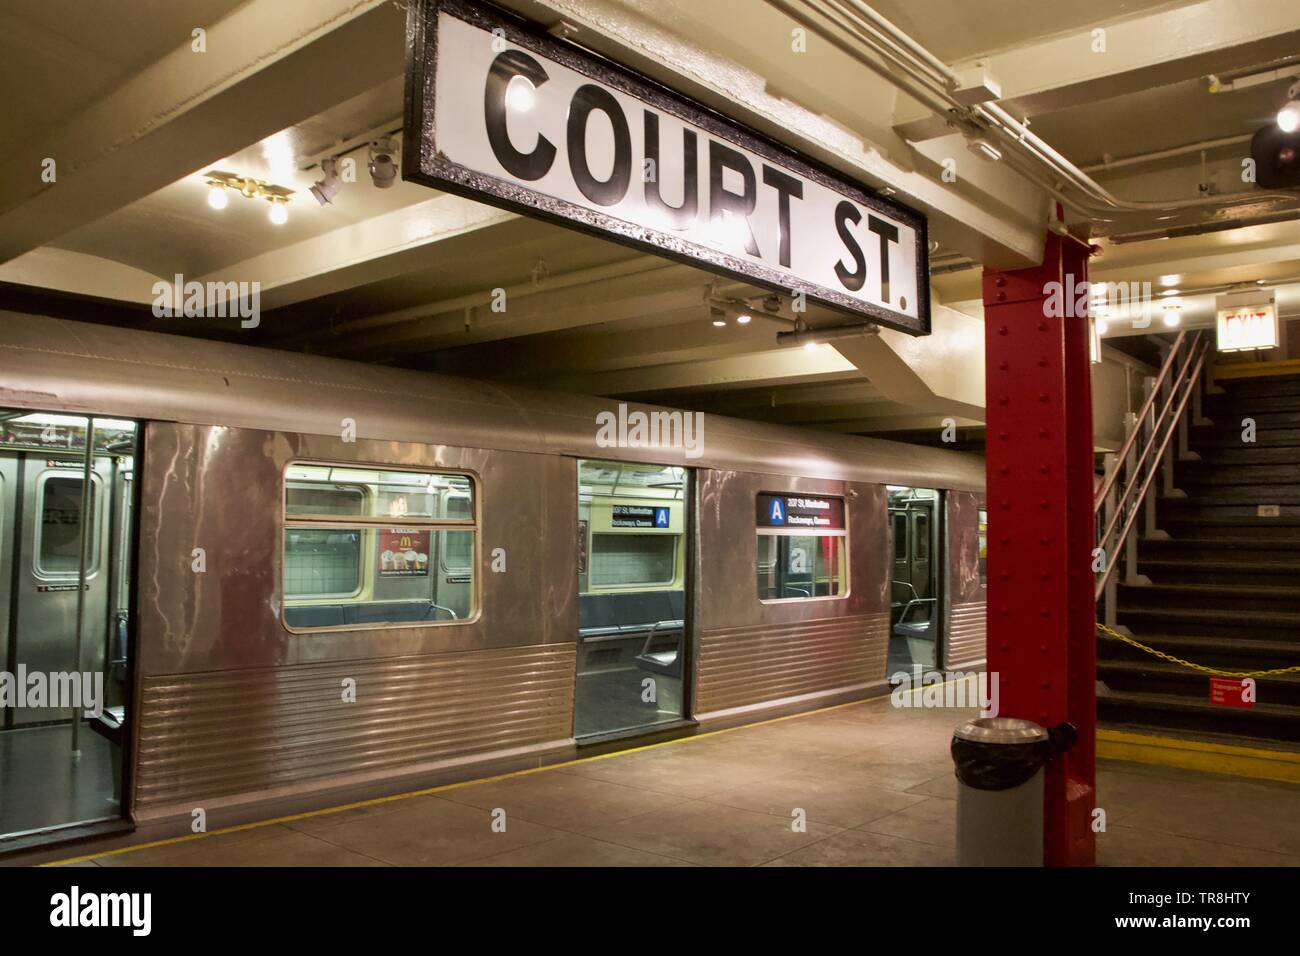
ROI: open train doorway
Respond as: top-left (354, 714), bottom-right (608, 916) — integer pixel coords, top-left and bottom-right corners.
top-left (574, 460), bottom-right (689, 741)
top-left (0, 411), bottom-right (138, 848)
top-left (887, 486), bottom-right (941, 678)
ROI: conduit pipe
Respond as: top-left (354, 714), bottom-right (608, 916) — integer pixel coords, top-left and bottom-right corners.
top-left (775, 0), bottom-right (1300, 214)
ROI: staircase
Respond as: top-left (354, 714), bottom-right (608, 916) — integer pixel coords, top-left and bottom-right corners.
top-left (1096, 353), bottom-right (1300, 744)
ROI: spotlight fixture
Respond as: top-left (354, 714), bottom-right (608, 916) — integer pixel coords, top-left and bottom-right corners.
top-left (311, 157), bottom-right (344, 205)
top-left (368, 138), bottom-right (398, 189)
top-left (735, 313), bottom-right (752, 325)
top-left (203, 170), bottom-right (293, 219)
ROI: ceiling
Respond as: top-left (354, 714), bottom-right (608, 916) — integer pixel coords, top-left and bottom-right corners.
top-left (2, 0), bottom-right (1299, 447)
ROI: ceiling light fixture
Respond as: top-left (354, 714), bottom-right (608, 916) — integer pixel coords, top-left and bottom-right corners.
top-left (310, 157), bottom-right (344, 206)
top-left (203, 170), bottom-right (292, 220)
top-left (368, 138), bottom-right (399, 189)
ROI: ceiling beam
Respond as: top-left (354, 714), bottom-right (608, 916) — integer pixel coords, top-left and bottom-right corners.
top-left (954, 0), bottom-right (1300, 117)
top-left (540, 345), bottom-right (858, 395)
top-left (0, 0), bottom-right (403, 264)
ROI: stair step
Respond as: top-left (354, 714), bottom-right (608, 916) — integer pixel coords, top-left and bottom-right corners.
top-left (1118, 607), bottom-right (1300, 643)
top-left (1219, 374), bottom-right (1300, 398)
top-left (1098, 689), bottom-right (1300, 742)
top-left (1185, 446), bottom-right (1300, 465)
top-left (1137, 558), bottom-right (1300, 586)
top-left (1156, 520), bottom-right (1300, 541)
top-left (1141, 535), bottom-right (1300, 554)
top-left (1098, 660), bottom-right (1300, 706)
top-left (1192, 426), bottom-right (1300, 445)
top-left (1157, 506), bottom-right (1300, 526)
top-left (1118, 582), bottom-right (1300, 615)
top-left (1206, 395), bottom-right (1300, 414)
top-left (1177, 464), bottom-right (1300, 486)
top-left (1098, 632), bottom-right (1300, 667)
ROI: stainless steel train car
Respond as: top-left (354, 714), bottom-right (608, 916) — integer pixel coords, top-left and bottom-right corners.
top-left (0, 312), bottom-right (985, 849)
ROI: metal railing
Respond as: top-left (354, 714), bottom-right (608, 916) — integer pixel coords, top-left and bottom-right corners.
top-left (1094, 330), bottom-right (1211, 623)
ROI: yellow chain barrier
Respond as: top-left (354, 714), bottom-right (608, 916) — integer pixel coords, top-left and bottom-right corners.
top-left (1096, 622), bottom-right (1300, 678)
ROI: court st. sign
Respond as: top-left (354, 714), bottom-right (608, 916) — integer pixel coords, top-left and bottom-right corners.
top-left (403, 0), bottom-right (930, 335)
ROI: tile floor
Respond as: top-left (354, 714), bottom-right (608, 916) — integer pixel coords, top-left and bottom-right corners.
top-left (63, 698), bottom-right (1300, 867)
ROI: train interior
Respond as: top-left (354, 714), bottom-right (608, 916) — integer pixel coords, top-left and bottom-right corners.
top-left (0, 410), bottom-right (137, 846)
top-left (575, 460), bottom-right (687, 740)
top-left (282, 464), bottom-right (476, 630)
top-left (887, 486), bottom-right (941, 678)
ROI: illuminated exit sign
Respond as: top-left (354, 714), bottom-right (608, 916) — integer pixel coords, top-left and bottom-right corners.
top-left (1216, 291), bottom-right (1278, 353)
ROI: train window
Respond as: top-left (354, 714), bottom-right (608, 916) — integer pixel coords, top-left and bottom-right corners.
top-left (892, 512), bottom-right (907, 563)
top-left (36, 474), bottom-right (100, 576)
top-left (914, 512), bottom-right (930, 562)
top-left (978, 508), bottom-right (988, 586)
top-left (282, 464), bottom-right (478, 631)
top-left (589, 533), bottom-right (675, 587)
top-left (755, 493), bottom-right (848, 602)
top-left (756, 534), bottom-right (845, 600)
top-left (440, 494), bottom-right (473, 573)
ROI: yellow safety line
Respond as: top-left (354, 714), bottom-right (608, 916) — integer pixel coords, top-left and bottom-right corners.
top-left (1097, 622), bottom-right (1300, 678)
top-left (1098, 729), bottom-right (1300, 785)
top-left (43, 685), bottom-right (925, 866)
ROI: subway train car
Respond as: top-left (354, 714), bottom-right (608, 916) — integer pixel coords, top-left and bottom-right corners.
top-left (0, 312), bottom-right (985, 848)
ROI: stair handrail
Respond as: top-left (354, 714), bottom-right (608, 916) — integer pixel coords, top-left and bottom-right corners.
top-left (1094, 330), bottom-right (1209, 604)
top-left (1094, 329), bottom-right (1189, 509)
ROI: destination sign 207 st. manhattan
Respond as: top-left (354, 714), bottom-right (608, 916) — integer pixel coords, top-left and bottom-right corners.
top-left (404, 0), bottom-right (930, 334)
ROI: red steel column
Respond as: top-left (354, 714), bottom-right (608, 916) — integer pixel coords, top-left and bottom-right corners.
top-left (982, 229), bottom-right (1097, 867)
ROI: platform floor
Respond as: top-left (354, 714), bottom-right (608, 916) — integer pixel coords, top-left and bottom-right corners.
top-left (59, 697), bottom-right (1300, 867)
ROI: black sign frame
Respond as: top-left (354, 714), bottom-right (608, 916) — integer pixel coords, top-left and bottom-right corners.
top-left (403, 0), bottom-right (931, 335)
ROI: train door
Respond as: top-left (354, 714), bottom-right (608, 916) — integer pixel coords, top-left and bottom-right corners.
top-left (0, 411), bottom-right (138, 846)
top-left (887, 486), bottom-right (941, 676)
top-left (573, 460), bottom-right (689, 740)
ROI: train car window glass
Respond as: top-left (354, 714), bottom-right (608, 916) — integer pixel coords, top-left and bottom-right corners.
top-left (590, 533), bottom-right (675, 587)
top-left (978, 509), bottom-right (988, 586)
top-left (36, 475), bottom-right (100, 576)
top-left (756, 534), bottom-right (844, 600)
top-left (755, 493), bottom-right (847, 602)
top-left (440, 494), bottom-right (474, 573)
top-left (892, 512), bottom-right (907, 563)
top-left (915, 513), bottom-right (930, 562)
top-left (282, 463), bottom-right (478, 631)
top-left (285, 529), bottom-right (364, 598)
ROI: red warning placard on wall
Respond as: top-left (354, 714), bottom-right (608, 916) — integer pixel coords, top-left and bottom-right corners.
top-left (379, 529), bottom-right (431, 577)
top-left (1209, 677), bottom-right (1255, 709)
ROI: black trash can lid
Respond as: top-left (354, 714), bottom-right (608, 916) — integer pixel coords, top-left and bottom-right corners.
top-left (953, 717), bottom-right (1049, 745)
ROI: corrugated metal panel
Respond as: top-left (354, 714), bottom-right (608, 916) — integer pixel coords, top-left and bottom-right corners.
top-left (133, 643), bottom-right (576, 810)
top-left (945, 601), bottom-right (987, 670)
top-left (695, 613), bottom-right (888, 716)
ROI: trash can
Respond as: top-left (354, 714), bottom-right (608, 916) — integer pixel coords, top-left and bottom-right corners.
top-left (951, 717), bottom-right (1053, 867)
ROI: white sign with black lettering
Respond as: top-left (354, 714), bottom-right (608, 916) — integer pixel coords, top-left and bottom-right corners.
top-left (404, 0), bottom-right (929, 334)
